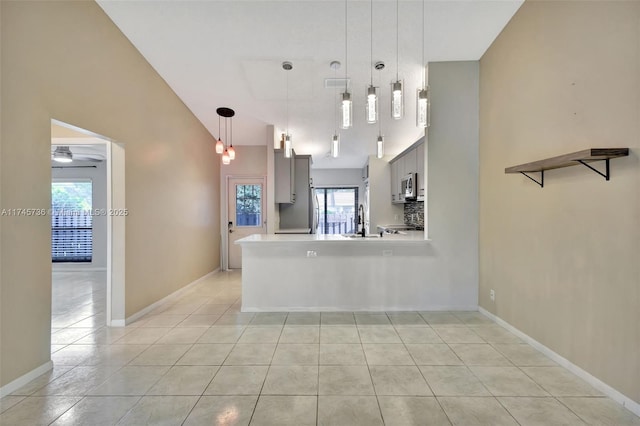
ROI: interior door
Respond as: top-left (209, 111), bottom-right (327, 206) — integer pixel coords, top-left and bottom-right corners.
top-left (228, 177), bottom-right (266, 269)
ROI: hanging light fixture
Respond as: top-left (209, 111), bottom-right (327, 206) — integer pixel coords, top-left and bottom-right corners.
top-left (365, 0), bottom-right (377, 124)
top-left (221, 116), bottom-right (230, 165)
top-left (331, 134), bottom-right (340, 158)
top-left (376, 135), bottom-right (384, 159)
top-left (375, 62), bottom-right (385, 159)
top-left (340, 0), bottom-right (352, 129)
top-left (215, 114), bottom-right (224, 154)
top-left (330, 61), bottom-right (341, 158)
top-left (391, 0), bottom-right (403, 120)
top-left (417, 0), bottom-right (430, 128)
top-left (282, 61), bottom-right (293, 158)
top-left (53, 146), bottom-right (73, 163)
top-left (284, 134), bottom-right (292, 158)
top-left (216, 107), bottom-right (235, 165)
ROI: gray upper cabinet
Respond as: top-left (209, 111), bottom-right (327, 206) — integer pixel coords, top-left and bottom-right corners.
top-left (279, 155), bottom-right (311, 228)
top-left (390, 160), bottom-right (399, 203)
top-left (275, 149), bottom-right (296, 203)
top-left (416, 142), bottom-right (425, 199)
top-left (403, 148), bottom-right (417, 176)
top-left (389, 139), bottom-right (425, 204)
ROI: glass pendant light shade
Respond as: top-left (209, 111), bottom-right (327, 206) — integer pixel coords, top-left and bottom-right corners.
top-left (228, 145), bottom-right (236, 160)
top-left (222, 149), bottom-right (231, 165)
top-left (376, 135), bottom-right (384, 159)
top-left (341, 92), bottom-right (352, 129)
top-left (215, 139), bottom-right (224, 154)
top-left (366, 85), bottom-right (378, 124)
top-left (284, 134), bottom-right (292, 158)
top-left (417, 87), bottom-right (430, 128)
top-left (331, 134), bottom-right (340, 158)
top-left (391, 80), bottom-right (404, 119)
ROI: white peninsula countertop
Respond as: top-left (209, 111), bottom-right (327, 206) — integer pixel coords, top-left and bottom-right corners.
top-left (235, 232), bottom-right (453, 312)
top-left (237, 231), bottom-right (428, 244)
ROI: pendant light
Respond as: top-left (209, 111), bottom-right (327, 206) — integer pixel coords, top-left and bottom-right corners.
top-left (282, 61), bottom-right (293, 158)
top-left (331, 134), bottom-right (340, 158)
top-left (340, 0), bottom-right (352, 129)
top-left (376, 135), bottom-right (384, 159)
top-left (375, 62), bottom-right (384, 159)
top-left (391, 0), bottom-right (403, 120)
top-left (216, 107), bottom-right (235, 165)
top-left (416, 0), bottom-right (430, 128)
top-left (215, 115), bottom-right (224, 154)
top-left (221, 115), bottom-right (230, 165)
top-left (53, 146), bottom-right (73, 163)
top-left (365, 0), bottom-right (377, 124)
top-left (330, 61), bottom-right (341, 158)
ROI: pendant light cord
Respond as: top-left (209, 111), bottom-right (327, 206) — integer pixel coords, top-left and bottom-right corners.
top-left (378, 68), bottom-right (382, 137)
top-left (422, 0), bottom-right (425, 87)
top-left (370, 0), bottom-right (373, 86)
top-left (286, 69), bottom-right (289, 134)
top-left (218, 115), bottom-right (221, 140)
top-left (396, 0), bottom-right (399, 80)
top-left (345, 0), bottom-right (348, 88)
top-left (334, 66), bottom-right (338, 134)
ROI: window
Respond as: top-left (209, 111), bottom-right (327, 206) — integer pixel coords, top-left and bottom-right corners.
top-left (316, 187), bottom-right (358, 234)
top-left (51, 181), bottom-right (92, 262)
top-left (236, 184), bottom-right (262, 227)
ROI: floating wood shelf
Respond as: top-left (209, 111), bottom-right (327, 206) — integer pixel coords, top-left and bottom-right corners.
top-left (505, 148), bottom-right (629, 188)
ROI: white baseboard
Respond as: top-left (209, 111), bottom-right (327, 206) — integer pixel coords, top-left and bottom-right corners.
top-left (478, 307), bottom-right (640, 417)
top-left (0, 361), bottom-right (53, 397)
top-left (122, 268), bottom-right (220, 326)
top-left (242, 305), bottom-right (478, 313)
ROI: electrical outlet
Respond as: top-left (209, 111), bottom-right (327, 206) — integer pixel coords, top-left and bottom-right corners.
top-left (490, 289), bottom-right (495, 301)
top-left (382, 250), bottom-right (393, 257)
top-left (394, 214), bottom-right (399, 221)
top-left (306, 250), bottom-right (317, 257)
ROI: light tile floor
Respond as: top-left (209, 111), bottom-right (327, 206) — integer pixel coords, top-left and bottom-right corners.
top-left (1, 271), bottom-right (639, 425)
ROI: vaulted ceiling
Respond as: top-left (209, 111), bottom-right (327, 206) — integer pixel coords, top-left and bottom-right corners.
top-left (97, 0), bottom-right (523, 168)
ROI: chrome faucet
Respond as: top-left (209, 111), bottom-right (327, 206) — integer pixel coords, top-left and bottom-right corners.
top-left (358, 204), bottom-right (365, 237)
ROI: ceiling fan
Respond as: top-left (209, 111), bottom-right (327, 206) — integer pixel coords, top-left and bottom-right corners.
top-left (51, 146), bottom-right (104, 163)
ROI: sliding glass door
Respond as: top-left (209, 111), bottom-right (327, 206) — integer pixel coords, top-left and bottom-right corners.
top-left (316, 187), bottom-right (358, 235)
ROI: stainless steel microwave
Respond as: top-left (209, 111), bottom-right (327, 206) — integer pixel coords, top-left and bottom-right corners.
top-left (402, 173), bottom-right (417, 200)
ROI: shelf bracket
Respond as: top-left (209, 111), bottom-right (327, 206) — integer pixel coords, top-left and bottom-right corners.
top-left (575, 159), bottom-right (610, 181)
top-left (520, 171), bottom-right (544, 188)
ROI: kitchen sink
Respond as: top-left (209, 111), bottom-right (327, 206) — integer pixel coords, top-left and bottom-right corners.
top-left (342, 234), bottom-right (381, 239)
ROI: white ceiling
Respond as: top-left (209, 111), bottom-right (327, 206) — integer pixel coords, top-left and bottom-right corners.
top-left (97, 0), bottom-right (522, 168)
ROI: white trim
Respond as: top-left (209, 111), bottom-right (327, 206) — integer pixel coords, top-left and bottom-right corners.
top-left (120, 269), bottom-right (220, 326)
top-left (478, 307), bottom-right (640, 417)
top-left (242, 305), bottom-right (478, 313)
top-left (106, 141), bottom-right (113, 325)
top-left (0, 361), bottom-right (53, 397)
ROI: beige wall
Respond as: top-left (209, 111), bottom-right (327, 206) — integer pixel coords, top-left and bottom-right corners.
top-left (1, 1), bottom-right (220, 387)
top-left (480, 0), bottom-right (639, 403)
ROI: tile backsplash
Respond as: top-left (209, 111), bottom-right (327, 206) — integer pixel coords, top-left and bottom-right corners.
top-left (404, 201), bottom-right (424, 228)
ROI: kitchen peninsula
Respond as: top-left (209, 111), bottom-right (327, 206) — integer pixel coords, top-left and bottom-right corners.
top-left (235, 232), bottom-right (450, 312)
